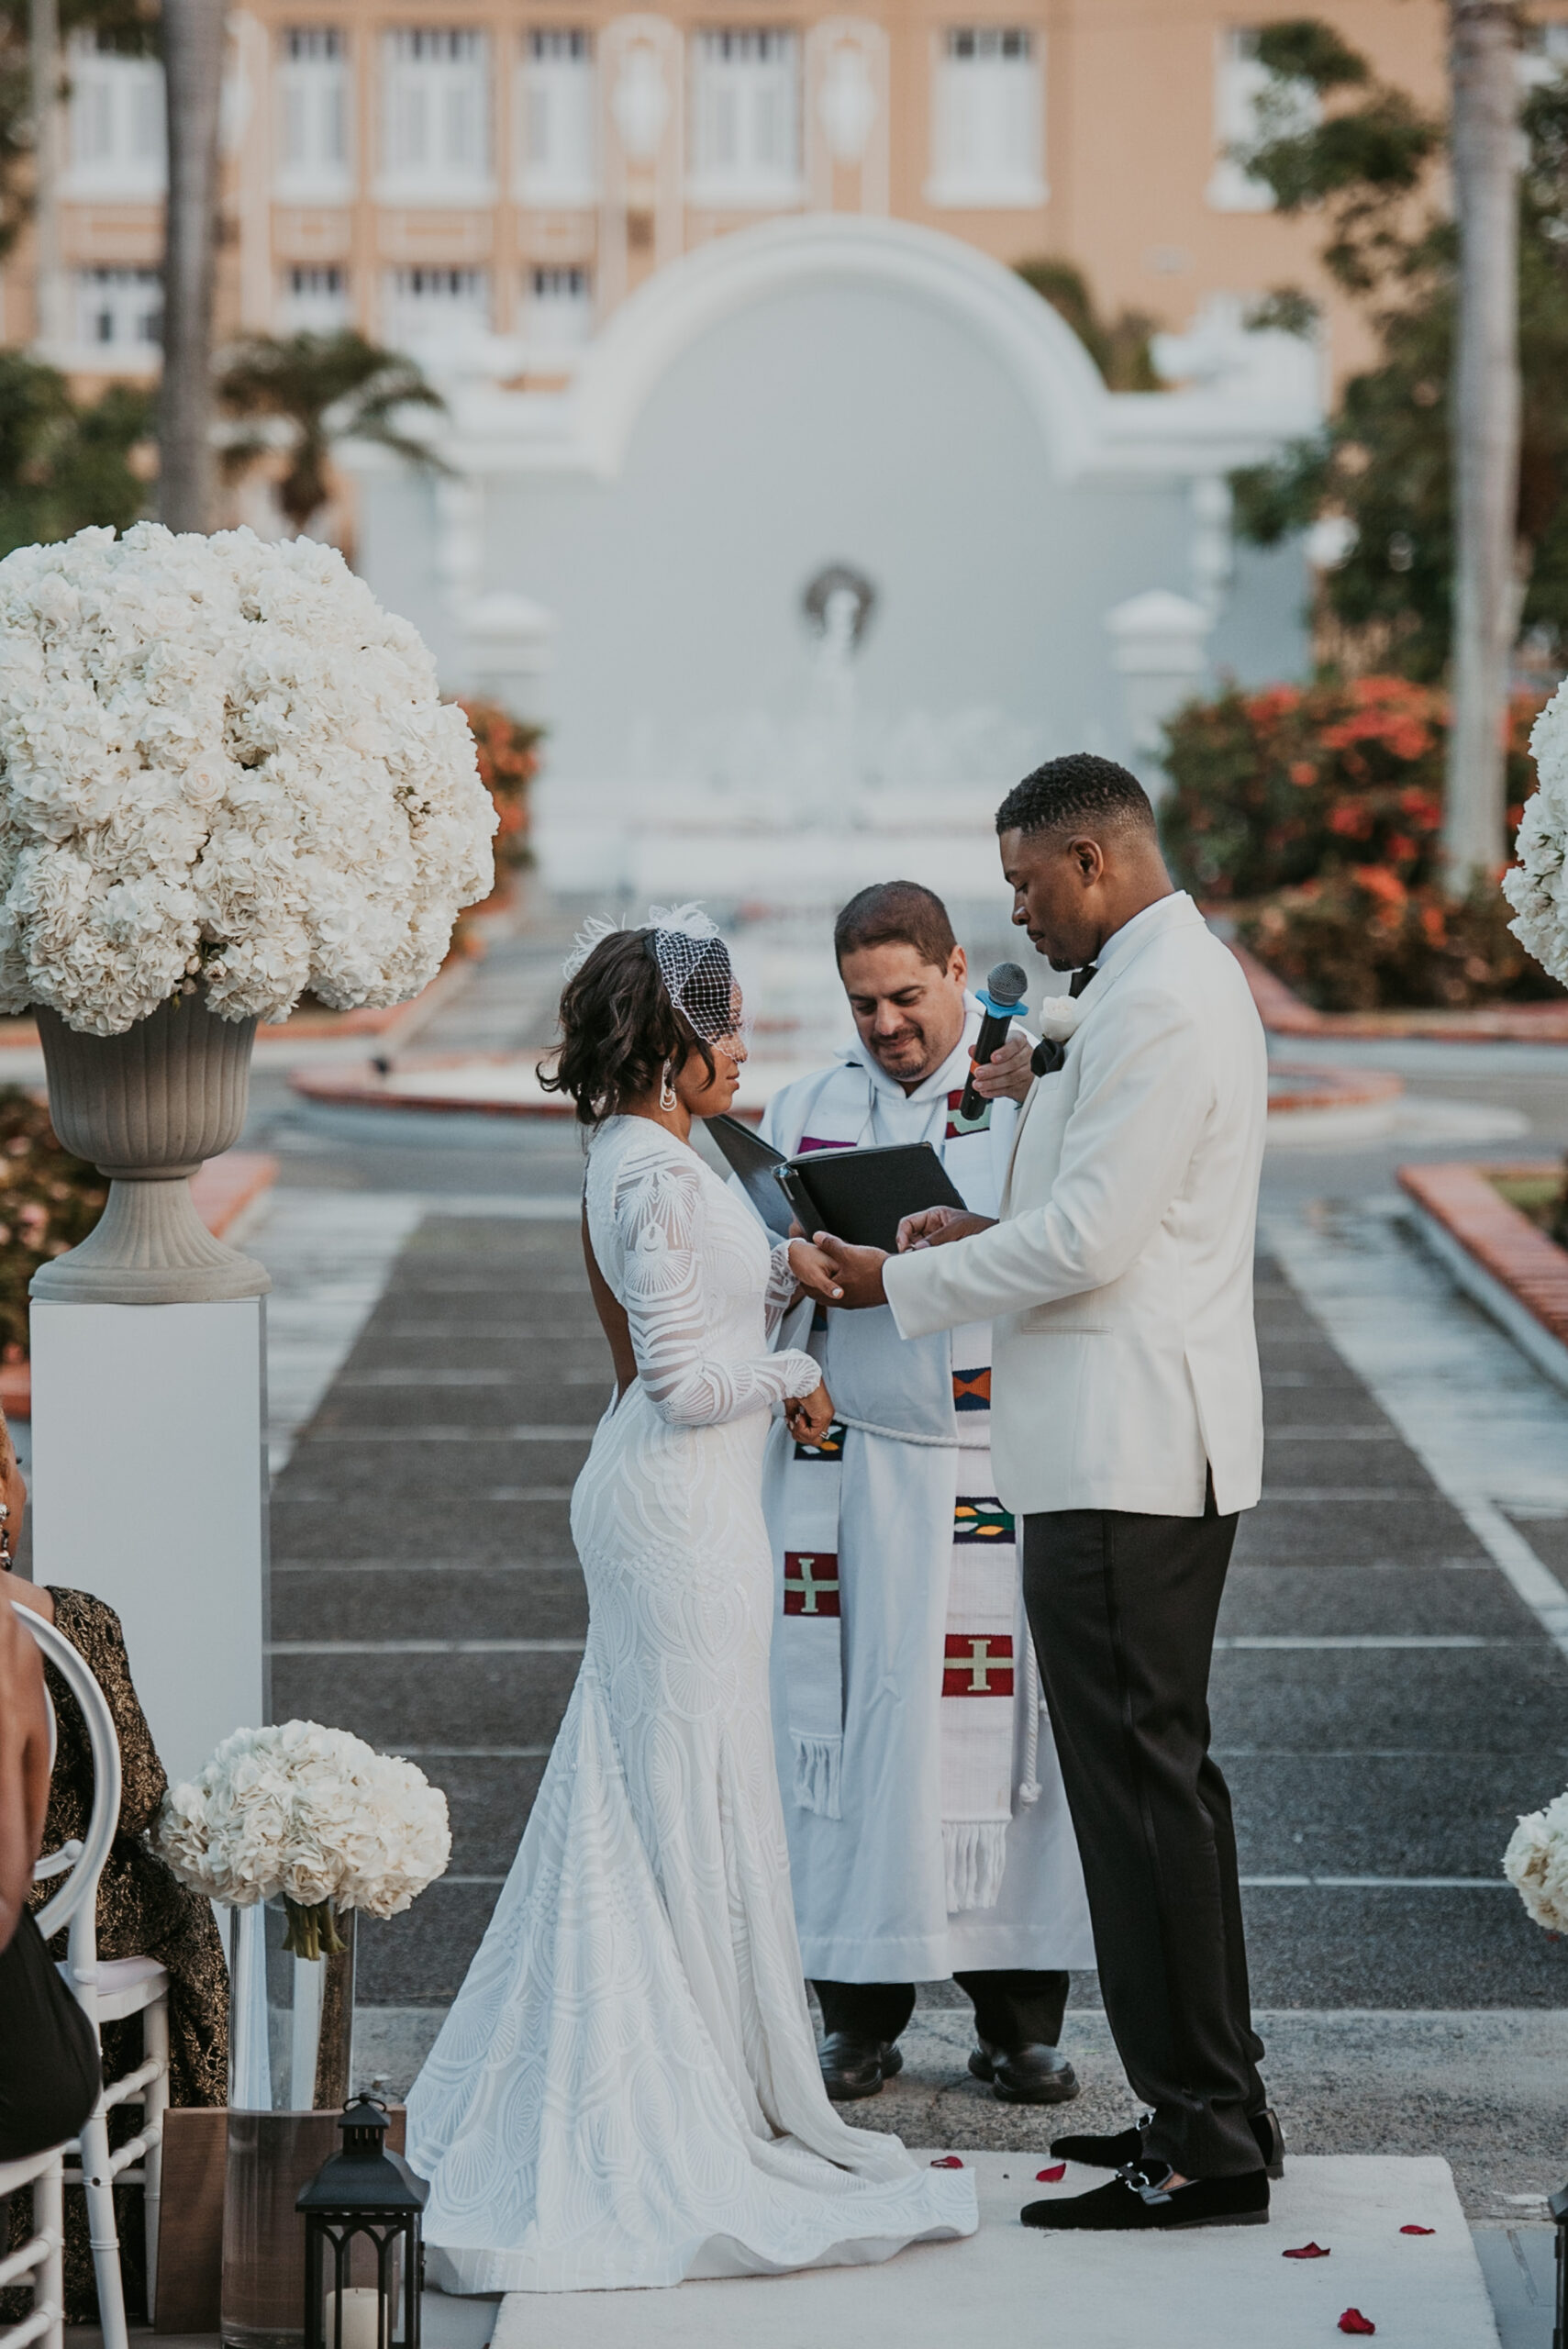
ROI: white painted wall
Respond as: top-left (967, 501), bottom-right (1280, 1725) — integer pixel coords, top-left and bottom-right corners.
top-left (351, 217), bottom-right (1311, 879)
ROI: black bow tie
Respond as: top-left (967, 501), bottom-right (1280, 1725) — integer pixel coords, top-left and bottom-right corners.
top-left (1068, 963), bottom-right (1099, 998)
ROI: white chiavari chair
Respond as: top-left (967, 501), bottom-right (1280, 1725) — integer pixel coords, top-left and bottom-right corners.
top-left (17, 1607), bottom-right (170, 2349)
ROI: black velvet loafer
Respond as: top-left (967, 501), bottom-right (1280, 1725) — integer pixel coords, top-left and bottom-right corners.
top-left (1051, 2105), bottom-right (1284, 2179)
top-left (1021, 2165), bottom-right (1270, 2232)
top-left (817, 2032), bottom-right (903, 2101)
top-left (968, 2040), bottom-right (1079, 2105)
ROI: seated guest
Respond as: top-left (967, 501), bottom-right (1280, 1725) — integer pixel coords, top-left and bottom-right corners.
top-left (1, 1408), bottom-right (228, 2321)
top-left (0, 1574), bottom-right (100, 2166)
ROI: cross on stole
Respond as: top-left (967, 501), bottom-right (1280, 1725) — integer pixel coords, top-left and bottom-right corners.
top-left (784, 1552), bottom-right (841, 1616)
top-left (941, 1632), bottom-right (1015, 1696)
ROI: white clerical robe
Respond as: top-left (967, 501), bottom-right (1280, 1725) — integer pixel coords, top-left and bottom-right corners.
top-left (754, 1006), bottom-right (1094, 1983)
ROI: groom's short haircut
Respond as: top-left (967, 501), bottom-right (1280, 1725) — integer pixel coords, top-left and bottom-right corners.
top-left (996, 753), bottom-right (1157, 842)
top-left (834, 880), bottom-right (957, 972)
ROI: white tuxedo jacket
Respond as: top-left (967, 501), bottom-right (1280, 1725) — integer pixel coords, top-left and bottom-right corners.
top-left (882, 893), bottom-right (1267, 1519)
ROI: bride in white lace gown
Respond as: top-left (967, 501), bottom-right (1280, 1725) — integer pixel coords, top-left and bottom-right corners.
top-left (406, 908), bottom-right (976, 2292)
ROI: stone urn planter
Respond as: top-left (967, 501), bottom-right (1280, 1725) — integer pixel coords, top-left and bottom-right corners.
top-left (30, 998), bottom-right (270, 1304)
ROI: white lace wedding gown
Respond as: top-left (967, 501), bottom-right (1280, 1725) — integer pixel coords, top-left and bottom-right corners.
top-left (406, 1116), bottom-right (976, 2292)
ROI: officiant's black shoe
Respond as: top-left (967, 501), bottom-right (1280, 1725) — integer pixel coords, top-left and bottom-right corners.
top-left (1050, 2105), bottom-right (1284, 2179)
top-left (1021, 2165), bottom-right (1270, 2232)
top-left (817, 2033), bottom-right (903, 2100)
top-left (968, 2041), bottom-right (1079, 2105)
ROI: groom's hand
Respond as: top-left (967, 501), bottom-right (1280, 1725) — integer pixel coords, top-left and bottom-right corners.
top-left (806, 1234), bottom-right (889, 1308)
top-left (896, 1208), bottom-right (995, 1252)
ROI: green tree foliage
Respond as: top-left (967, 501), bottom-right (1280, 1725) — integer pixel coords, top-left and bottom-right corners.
top-left (1226, 17), bottom-right (1568, 684)
top-left (1014, 258), bottom-right (1161, 391)
top-left (0, 349), bottom-right (151, 556)
top-left (217, 330), bottom-right (446, 532)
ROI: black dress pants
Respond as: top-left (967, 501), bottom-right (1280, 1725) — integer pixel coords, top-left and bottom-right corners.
top-left (813, 1969), bottom-right (1069, 2052)
top-left (1020, 1497), bottom-right (1265, 2179)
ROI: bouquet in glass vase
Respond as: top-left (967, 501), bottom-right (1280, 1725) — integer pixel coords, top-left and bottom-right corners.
top-left (159, 1720), bottom-right (450, 2110)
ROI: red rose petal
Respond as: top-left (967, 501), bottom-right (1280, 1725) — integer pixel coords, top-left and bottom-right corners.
top-left (1399, 2224), bottom-right (1435, 2236)
top-left (1035, 2164), bottom-right (1066, 2183)
top-left (1339, 2313), bottom-right (1376, 2336)
top-left (929, 2155), bottom-right (964, 2168)
top-left (1283, 2242), bottom-right (1330, 2259)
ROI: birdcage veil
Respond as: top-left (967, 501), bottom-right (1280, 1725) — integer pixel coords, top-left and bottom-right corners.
top-left (562, 903), bottom-right (742, 1042)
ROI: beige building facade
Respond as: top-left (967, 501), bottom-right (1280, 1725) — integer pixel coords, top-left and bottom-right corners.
top-left (2, 0), bottom-right (1465, 391)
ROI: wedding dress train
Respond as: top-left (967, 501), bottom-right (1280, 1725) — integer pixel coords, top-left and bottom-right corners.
top-left (406, 1116), bottom-right (976, 2291)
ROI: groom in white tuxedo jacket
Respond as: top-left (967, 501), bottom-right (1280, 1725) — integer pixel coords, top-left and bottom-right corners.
top-left (800, 753), bottom-right (1277, 2233)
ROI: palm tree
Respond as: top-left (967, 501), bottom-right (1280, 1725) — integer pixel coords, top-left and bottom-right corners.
top-left (217, 330), bottom-right (447, 536)
top-left (1444, 0), bottom-right (1522, 881)
top-left (158, 0), bottom-right (225, 530)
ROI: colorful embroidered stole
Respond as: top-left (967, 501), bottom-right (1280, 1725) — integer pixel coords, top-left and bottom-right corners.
top-left (771, 1045), bottom-right (1030, 1908)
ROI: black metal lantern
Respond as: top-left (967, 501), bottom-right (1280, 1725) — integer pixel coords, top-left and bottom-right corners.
top-left (298, 2097), bottom-right (428, 2349)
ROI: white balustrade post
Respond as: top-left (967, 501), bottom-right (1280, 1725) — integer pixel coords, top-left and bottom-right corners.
top-left (28, 1002), bottom-right (270, 1784)
top-left (1104, 589), bottom-right (1214, 803)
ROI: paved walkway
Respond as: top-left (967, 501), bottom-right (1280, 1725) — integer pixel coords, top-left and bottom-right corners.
top-left (249, 1175), bottom-right (1568, 2225)
top-left (233, 918), bottom-right (1568, 2344)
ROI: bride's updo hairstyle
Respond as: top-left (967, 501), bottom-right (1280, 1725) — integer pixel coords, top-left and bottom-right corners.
top-left (539, 925), bottom-right (734, 1126)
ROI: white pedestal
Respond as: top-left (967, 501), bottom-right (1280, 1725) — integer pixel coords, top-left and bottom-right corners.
top-left (29, 1297), bottom-right (269, 1786)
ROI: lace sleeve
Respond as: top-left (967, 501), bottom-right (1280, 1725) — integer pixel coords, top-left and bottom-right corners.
top-left (763, 1239), bottom-right (800, 1337)
top-left (617, 1148), bottom-right (820, 1427)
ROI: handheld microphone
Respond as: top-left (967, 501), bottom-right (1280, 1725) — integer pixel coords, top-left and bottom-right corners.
top-left (958, 961), bottom-right (1029, 1123)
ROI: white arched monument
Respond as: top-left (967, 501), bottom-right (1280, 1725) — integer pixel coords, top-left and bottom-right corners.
top-left (348, 214), bottom-right (1318, 903)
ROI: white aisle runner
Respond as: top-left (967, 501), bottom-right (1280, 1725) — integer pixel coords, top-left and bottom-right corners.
top-left (484, 2154), bottom-right (1496, 2349)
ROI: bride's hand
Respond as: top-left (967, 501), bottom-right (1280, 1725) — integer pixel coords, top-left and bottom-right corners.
top-left (784, 1378), bottom-right (834, 1444)
top-left (788, 1236), bottom-right (844, 1303)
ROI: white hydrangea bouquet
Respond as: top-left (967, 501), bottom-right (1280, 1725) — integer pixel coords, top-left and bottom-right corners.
top-left (1504, 686), bottom-right (1568, 983)
top-left (1504, 1789), bottom-right (1568, 1935)
top-left (158, 1720), bottom-right (452, 1960)
top-left (0, 523), bottom-right (496, 1037)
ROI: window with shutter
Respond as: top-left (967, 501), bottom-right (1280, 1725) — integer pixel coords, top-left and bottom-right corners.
top-left (380, 30), bottom-right (492, 197)
top-left (519, 30), bottom-right (596, 204)
top-left (384, 266), bottom-right (493, 351)
top-left (276, 28), bottom-right (351, 199)
top-left (927, 27), bottom-right (1043, 209)
top-left (689, 30), bottom-right (801, 206)
top-left (74, 266), bottom-right (162, 350)
top-left (63, 34), bottom-right (165, 197)
top-left (1207, 27), bottom-right (1317, 211)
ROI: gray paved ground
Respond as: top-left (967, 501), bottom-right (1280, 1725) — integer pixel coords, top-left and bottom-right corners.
top-left (245, 902), bottom-right (1568, 2288)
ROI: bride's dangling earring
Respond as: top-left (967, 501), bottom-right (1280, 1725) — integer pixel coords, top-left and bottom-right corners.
top-left (660, 1059), bottom-right (678, 1113)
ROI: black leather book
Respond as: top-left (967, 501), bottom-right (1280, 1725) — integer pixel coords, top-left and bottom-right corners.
top-left (778, 1141), bottom-right (965, 1253)
top-left (705, 1116), bottom-right (966, 1252)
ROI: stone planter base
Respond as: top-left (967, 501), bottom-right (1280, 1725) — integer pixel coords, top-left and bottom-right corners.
top-left (31, 998), bottom-right (270, 1306)
top-left (31, 1174), bottom-right (270, 1302)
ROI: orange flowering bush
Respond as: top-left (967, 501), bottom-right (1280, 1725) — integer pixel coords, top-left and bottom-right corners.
top-left (1160, 677), bottom-right (1540, 902)
top-left (0, 1087), bottom-right (107, 1359)
top-left (454, 699), bottom-right (542, 878)
top-left (1235, 873), bottom-right (1559, 1012)
top-left (1162, 677), bottom-right (1561, 1009)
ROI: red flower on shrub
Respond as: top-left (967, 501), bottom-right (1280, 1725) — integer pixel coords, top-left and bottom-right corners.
top-left (1353, 864), bottom-right (1407, 907)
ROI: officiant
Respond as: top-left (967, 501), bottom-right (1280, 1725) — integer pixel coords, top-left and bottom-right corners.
top-left (752, 882), bottom-right (1093, 2106)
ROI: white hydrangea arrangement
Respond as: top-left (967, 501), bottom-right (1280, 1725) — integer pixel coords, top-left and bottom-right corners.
top-left (1502, 1788), bottom-right (1568, 1935)
top-left (1504, 686), bottom-right (1568, 984)
top-left (0, 524), bottom-right (496, 1037)
top-left (157, 1720), bottom-right (452, 1960)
